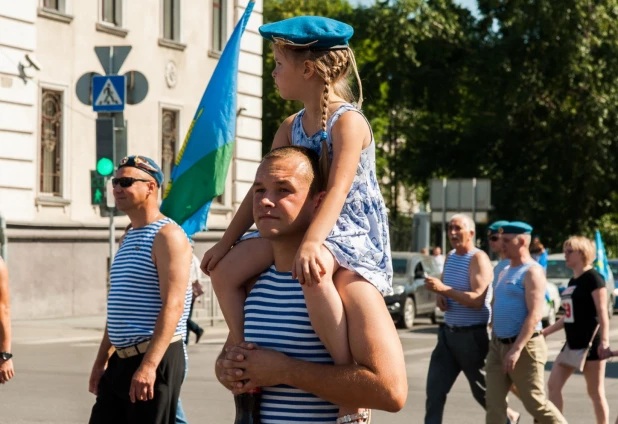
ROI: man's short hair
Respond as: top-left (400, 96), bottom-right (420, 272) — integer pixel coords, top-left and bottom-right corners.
top-left (450, 213), bottom-right (476, 234)
top-left (262, 146), bottom-right (324, 195)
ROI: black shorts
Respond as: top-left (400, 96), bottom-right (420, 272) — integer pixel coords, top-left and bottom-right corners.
top-left (561, 337), bottom-right (601, 362)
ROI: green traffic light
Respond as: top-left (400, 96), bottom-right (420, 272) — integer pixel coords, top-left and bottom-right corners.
top-left (96, 158), bottom-right (114, 176)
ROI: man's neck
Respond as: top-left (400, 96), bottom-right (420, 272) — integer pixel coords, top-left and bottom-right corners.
top-left (271, 234), bottom-right (305, 273)
top-left (454, 242), bottom-right (475, 255)
top-left (510, 251), bottom-right (533, 267)
top-left (127, 205), bottom-right (163, 229)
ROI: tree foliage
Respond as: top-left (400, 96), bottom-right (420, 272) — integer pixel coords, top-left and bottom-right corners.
top-left (261, 0), bottom-right (618, 251)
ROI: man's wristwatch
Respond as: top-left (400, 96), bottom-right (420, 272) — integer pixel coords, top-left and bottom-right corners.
top-left (0, 352), bottom-right (12, 361)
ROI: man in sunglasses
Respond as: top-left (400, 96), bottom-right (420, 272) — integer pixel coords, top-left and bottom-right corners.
top-left (488, 220), bottom-right (510, 287)
top-left (88, 156), bottom-right (193, 424)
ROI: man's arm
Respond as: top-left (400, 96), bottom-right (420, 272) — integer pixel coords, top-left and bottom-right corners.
top-left (222, 278), bottom-right (408, 411)
top-left (89, 325), bottom-right (115, 394)
top-left (426, 251), bottom-right (492, 309)
top-left (503, 265), bottom-right (545, 372)
top-left (0, 257), bottom-right (14, 384)
top-left (129, 223), bottom-right (192, 403)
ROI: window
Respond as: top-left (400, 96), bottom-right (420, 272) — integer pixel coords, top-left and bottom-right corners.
top-left (40, 89), bottom-right (63, 196)
top-left (161, 109), bottom-right (179, 195)
top-left (163, 0), bottom-right (180, 41)
top-left (42, 0), bottom-right (66, 12)
top-left (102, 0), bottom-right (122, 26)
top-left (212, 0), bottom-right (226, 52)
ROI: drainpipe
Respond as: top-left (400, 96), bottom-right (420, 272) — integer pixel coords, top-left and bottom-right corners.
top-left (0, 213), bottom-right (7, 261)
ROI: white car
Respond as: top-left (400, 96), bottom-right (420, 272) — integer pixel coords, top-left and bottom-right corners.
top-left (434, 261), bottom-right (561, 327)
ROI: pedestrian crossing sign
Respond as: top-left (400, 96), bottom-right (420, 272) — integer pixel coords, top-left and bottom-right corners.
top-left (92, 75), bottom-right (126, 112)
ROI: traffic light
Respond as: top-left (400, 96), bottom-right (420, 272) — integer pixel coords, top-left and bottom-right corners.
top-left (90, 170), bottom-right (106, 205)
top-left (96, 118), bottom-right (115, 176)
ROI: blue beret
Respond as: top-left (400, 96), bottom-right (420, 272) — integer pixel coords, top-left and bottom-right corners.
top-left (259, 16), bottom-right (353, 50)
top-left (499, 221), bottom-right (533, 235)
top-left (488, 220), bottom-right (509, 236)
top-left (118, 155), bottom-right (164, 187)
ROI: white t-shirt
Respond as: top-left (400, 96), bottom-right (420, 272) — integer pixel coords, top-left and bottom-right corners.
top-left (190, 254), bottom-right (201, 283)
top-left (433, 254), bottom-right (445, 272)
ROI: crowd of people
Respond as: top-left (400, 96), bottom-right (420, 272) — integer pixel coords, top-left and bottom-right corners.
top-left (0, 12), bottom-right (616, 424)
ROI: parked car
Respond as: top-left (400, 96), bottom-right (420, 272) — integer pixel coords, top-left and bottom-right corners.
top-left (434, 259), bottom-right (562, 327)
top-left (547, 253), bottom-right (615, 318)
top-left (384, 252), bottom-right (442, 329)
top-left (607, 259), bottom-right (618, 309)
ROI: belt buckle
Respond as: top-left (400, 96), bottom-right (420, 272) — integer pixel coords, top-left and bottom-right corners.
top-left (125, 346), bottom-right (138, 357)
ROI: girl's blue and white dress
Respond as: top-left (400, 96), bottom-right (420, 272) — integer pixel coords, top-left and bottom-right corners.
top-left (290, 103), bottom-right (393, 295)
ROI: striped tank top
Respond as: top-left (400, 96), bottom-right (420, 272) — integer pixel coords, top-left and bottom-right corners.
top-left (107, 218), bottom-right (192, 348)
top-left (492, 259), bottom-right (510, 288)
top-left (444, 248), bottom-right (491, 327)
top-left (244, 266), bottom-right (339, 424)
top-left (493, 262), bottom-right (542, 338)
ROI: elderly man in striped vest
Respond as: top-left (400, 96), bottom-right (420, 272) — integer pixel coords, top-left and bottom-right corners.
top-left (486, 222), bottom-right (567, 424)
top-left (423, 214), bottom-right (519, 424)
top-left (88, 156), bottom-right (192, 424)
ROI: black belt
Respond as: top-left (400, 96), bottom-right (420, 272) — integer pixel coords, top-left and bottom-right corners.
top-left (497, 331), bottom-right (541, 344)
top-left (441, 323), bottom-right (487, 333)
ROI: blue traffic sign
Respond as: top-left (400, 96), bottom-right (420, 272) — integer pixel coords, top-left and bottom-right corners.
top-left (92, 75), bottom-right (126, 112)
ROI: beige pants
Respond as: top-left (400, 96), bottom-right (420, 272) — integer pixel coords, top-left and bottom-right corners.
top-left (485, 336), bottom-right (567, 424)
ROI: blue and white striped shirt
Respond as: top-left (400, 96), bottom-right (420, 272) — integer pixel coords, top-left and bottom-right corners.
top-left (443, 249), bottom-right (491, 327)
top-left (493, 262), bottom-right (542, 338)
top-left (493, 259), bottom-right (510, 288)
top-left (244, 266), bottom-right (339, 424)
top-left (107, 218), bottom-right (192, 348)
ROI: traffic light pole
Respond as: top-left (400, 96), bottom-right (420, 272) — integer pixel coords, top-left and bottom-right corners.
top-left (109, 204), bottom-right (115, 277)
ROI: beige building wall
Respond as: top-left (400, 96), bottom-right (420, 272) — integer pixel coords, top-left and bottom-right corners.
top-left (0, 0), bottom-right (263, 319)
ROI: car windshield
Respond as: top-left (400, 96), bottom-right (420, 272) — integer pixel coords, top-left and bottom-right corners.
top-left (392, 258), bottom-right (409, 278)
top-left (609, 261), bottom-right (618, 277)
top-left (546, 260), bottom-right (572, 279)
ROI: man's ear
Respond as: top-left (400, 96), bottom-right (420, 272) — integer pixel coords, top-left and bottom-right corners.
top-left (314, 191), bottom-right (326, 210)
top-left (303, 60), bottom-right (315, 80)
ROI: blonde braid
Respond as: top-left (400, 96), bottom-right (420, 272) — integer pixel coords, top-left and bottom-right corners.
top-left (319, 72), bottom-right (331, 185)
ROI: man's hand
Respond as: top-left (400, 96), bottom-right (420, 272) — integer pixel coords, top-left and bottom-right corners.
top-left (0, 359), bottom-right (14, 384)
top-left (436, 295), bottom-right (448, 311)
top-left (293, 241), bottom-right (326, 286)
top-left (88, 362), bottom-right (106, 395)
top-left (502, 346), bottom-right (522, 373)
top-left (219, 343), bottom-right (292, 394)
top-left (425, 276), bottom-right (447, 294)
top-left (129, 363), bottom-right (157, 403)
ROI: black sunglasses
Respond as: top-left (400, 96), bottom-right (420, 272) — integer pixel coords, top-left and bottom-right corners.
top-left (488, 235), bottom-right (500, 242)
top-left (112, 177), bottom-right (153, 188)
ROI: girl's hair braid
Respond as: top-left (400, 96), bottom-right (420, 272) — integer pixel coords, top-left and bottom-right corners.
top-left (320, 68), bottom-right (331, 184)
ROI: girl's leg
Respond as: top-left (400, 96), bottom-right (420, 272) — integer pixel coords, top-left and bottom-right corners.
top-left (302, 247), bottom-right (363, 419)
top-left (210, 238), bottom-right (274, 344)
top-left (546, 362), bottom-right (574, 412)
top-left (583, 360), bottom-right (610, 424)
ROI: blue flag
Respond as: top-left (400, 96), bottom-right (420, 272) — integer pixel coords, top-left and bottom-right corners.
top-left (595, 230), bottom-right (611, 281)
top-left (160, 1), bottom-right (255, 236)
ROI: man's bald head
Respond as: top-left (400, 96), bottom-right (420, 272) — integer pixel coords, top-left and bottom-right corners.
top-left (261, 146), bottom-right (324, 195)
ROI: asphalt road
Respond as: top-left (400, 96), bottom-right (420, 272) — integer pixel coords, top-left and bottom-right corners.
top-left (2, 316), bottom-right (618, 423)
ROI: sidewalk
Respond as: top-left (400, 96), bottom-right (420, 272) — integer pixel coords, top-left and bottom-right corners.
top-left (12, 315), bottom-right (230, 345)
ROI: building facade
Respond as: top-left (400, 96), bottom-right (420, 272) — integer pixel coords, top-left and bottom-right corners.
top-left (0, 0), bottom-right (263, 319)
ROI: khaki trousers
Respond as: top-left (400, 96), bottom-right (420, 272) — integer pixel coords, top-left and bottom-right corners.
top-left (485, 336), bottom-right (567, 424)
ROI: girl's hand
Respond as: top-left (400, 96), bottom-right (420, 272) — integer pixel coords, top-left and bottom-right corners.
top-left (293, 241), bottom-right (326, 286)
top-left (201, 240), bottom-right (233, 275)
top-left (598, 342), bottom-right (612, 360)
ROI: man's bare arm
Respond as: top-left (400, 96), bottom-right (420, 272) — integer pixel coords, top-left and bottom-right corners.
top-left (0, 257), bottom-right (10, 353)
top-left (512, 265), bottom-right (545, 352)
top-left (223, 278), bottom-right (408, 411)
top-left (144, 223), bottom-right (192, 368)
top-left (441, 252), bottom-right (492, 308)
top-left (89, 325), bottom-right (115, 394)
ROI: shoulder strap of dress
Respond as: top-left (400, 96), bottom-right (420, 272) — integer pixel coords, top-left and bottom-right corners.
top-left (327, 104), bottom-right (374, 140)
